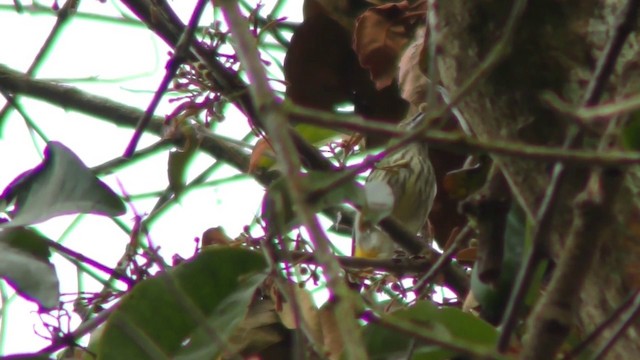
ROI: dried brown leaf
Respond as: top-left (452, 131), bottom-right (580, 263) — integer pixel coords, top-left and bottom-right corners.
top-left (201, 226), bottom-right (233, 247)
top-left (248, 138), bottom-right (275, 173)
top-left (352, 1), bottom-right (426, 90)
top-left (455, 246), bottom-right (478, 264)
top-left (398, 27), bottom-right (429, 114)
top-left (272, 283), bottom-right (323, 346)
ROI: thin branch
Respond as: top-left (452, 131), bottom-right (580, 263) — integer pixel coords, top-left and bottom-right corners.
top-left (123, 0), bottom-right (208, 157)
top-left (0, 0), bottom-right (78, 134)
top-left (0, 63), bottom-right (252, 177)
top-left (218, 2), bottom-right (367, 359)
top-left (91, 139), bottom-right (172, 175)
top-left (34, 303), bottom-right (118, 356)
top-left (45, 239), bottom-right (134, 287)
top-left (565, 289), bottom-right (640, 359)
top-left (542, 91), bottom-right (640, 121)
top-left (414, 225), bottom-right (473, 295)
top-left (289, 103), bottom-right (640, 167)
top-left (4, 63), bottom-right (640, 169)
top-left (591, 291), bottom-right (640, 359)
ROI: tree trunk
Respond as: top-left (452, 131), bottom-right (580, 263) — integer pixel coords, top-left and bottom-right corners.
top-left (436, 0), bottom-right (640, 357)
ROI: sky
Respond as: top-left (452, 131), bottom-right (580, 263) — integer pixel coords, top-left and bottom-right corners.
top-left (0, 0), bottom-right (304, 355)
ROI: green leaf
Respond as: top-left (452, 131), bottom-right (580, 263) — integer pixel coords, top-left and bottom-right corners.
top-left (174, 273), bottom-right (267, 360)
top-left (294, 123), bottom-right (342, 145)
top-left (0, 228), bottom-right (59, 309)
top-left (429, 307), bottom-right (497, 346)
top-left (0, 141), bottom-right (126, 227)
top-left (442, 156), bottom-right (491, 200)
top-left (621, 111), bottom-right (640, 151)
top-left (167, 129), bottom-right (198, 196)
top-left (362, 302), bottom-right (498, 359)
top-left (411, 346), bottom-right (455, 360)
top-left (471, 203), bottom-right (528, 323)
top-left (363, 303), bottom-right (437, 359)
top-left (98, 247), bottom-right (267, 360)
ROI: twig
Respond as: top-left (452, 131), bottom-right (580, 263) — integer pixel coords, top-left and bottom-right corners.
top-left (123, 0), bottom-right (208, 157)
top-left (542, 91), bottom-right (640, 121)
top-left (591, 290), bottom-right (640, 359)
top-left (33, 303), bottom-right (117, 356)
top-left (270, 249), bottom-right (468, 298)
top-left (0, 0), bottom-right (78, 134)
top-left (91, 139), bottom-right (172, 174)
top-left (564, 289), bottom-right (640, 359)
top-left (45, 239), bottom-right (134, 287)
top-left (118, 0), bottom-right (339, 176)
top-left (5, 63), bottom-right (640, 168)
top-left (414, 225), bottom-right (472, 295)
top-left (497, 1), bottom-right (639, 352)
top-left (0, 64), bottom-right (252, 177)
top-left (218, 2), bottom-right (367, 359)
top-left (289, 103), bottom-right (640, 167)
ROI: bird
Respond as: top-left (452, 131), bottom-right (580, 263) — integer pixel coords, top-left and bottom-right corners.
top-left (354, 113), bottom-right (437, 258)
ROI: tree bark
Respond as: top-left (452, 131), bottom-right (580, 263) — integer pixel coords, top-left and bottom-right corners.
top-left (436, 0), bottom-right (640, 357)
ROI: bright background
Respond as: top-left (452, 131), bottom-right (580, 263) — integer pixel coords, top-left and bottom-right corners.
top-left (0, 0), bottom-right (305, 355)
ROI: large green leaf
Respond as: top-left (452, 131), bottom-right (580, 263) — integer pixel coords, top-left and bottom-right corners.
top-left (97, 247), bottom-right (267, 360)
top-left (362, 302), bottom-right (498, 359)
top-left (0, 141), bottom-right (126, 227)
top-left (0, 228), bottom-right (59, 309)
top-left (174, 272), bottom-right (267, 360)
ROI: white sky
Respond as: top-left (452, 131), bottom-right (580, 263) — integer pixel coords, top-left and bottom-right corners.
top-left (0, 0), bottom-right (305, 355)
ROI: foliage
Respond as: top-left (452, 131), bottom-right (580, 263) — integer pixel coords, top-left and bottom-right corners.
top-left (2, 0), bottom-right (640, 359)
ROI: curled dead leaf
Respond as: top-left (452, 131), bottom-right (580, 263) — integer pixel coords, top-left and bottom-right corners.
top-left (248, 138), bottom-right (275, 173)
top-left (455, 246), bottom-right (478, 265)
top-left (270, 282), bottom-right (323, 346)
top-left (398, 26), bottom-right (429, 114)
top-left (353, 0), bottom-right (427, 90)
top-left (201, 226), bottom-right (233, 247)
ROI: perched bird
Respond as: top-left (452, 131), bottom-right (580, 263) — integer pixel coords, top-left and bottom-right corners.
top-left (354, 114), bottom-right (437, 258)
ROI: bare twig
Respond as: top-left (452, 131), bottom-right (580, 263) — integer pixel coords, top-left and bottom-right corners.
top-left (565, 289), bottom-right (640, 359)
top-left (218, 2), bottom-right (367, 358)
top-left (45, 239), bottom-right (134, 287)
top-left (414, 226), bottom-right (472, 295)
top-left (34, 303), bottom-right (117, 356)
top-left (0, 0), bottom-right (78, 133)
top-left (123, 0), bottom-right (208, 157)
top-left (5, 63), bottom-right (640, 168)
top-left (289, 100), bottom-right (640, 167)
top-left (591, 290), bottom-right (640, 359)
